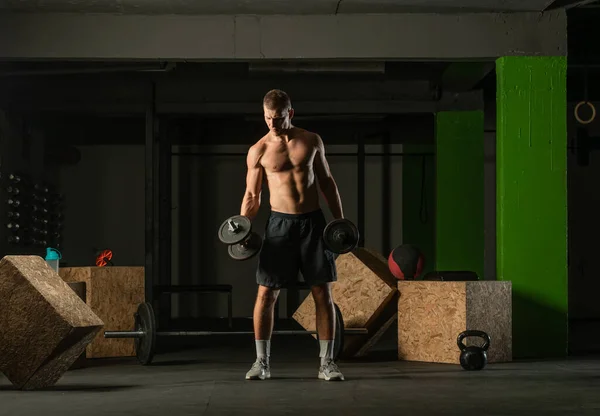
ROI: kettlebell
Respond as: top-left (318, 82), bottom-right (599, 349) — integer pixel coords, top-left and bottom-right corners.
top-left (457, 330), bottom-right (490, 371)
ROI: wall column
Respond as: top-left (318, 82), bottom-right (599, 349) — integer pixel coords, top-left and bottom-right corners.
top-left (435, 111), bottom-right (485, 279)
top-left (496, 56), bottom-right (568, 358)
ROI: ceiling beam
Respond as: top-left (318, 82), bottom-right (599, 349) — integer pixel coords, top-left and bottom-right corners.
top-left (0, 11), bottom-right (566, 61)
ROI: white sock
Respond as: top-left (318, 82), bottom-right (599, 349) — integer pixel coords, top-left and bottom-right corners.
top-left (319, 340), bottom-right (334, 365)
top-left (256, 340), bottom-right (270, 363)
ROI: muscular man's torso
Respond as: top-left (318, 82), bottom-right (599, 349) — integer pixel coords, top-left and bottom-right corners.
top-left (253, 127), bottom-right (320, 214)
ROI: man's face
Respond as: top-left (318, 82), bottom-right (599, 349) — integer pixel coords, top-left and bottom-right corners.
top-left (264, 106), bottom-right (293, 136)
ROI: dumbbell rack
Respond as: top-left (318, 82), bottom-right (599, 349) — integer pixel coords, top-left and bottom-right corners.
top-left (1, 170), bottom-right (64, 256)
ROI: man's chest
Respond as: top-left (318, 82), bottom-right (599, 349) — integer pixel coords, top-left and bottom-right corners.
top-left (262, 144), bottom-right (315, 171)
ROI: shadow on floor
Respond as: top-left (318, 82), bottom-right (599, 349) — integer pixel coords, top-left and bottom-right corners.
top-left (149, 359), bottom-right (208, 366)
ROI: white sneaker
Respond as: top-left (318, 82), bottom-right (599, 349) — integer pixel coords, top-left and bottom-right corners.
top-left (318, 359), bottom-right (345, 381)
top-left (245, 358), bottom-right (271, 380)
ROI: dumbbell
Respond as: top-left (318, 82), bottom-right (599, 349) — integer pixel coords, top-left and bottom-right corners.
top-left (322, 218), bottom-right (360, 254)
top-left (218, 215), bottom-right (360, 261)
top-left (217, 215), bottom-right (263, 261)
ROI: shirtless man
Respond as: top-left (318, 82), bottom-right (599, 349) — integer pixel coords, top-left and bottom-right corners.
top-left (240, 89), bottom-right (345, 381)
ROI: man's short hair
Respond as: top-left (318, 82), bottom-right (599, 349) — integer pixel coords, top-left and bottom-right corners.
top-left (263, 89), bottom-right (292, 111)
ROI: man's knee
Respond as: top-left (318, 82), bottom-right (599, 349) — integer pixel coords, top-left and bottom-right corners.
top-left (311, 283), bottom-right (333, 305)
top-left (256, 285), bottom-right (280, 308)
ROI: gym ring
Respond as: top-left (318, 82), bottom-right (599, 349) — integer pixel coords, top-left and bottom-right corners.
top-left (575, 101), bottom-right (597, 125)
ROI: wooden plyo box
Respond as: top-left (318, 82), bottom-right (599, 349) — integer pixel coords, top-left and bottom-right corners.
top-left (398, 281), bottom-right (512, 364)
top-left (60, 267), bottom-right (144, 358)
top-left (293, 248), bottom-right (398, 357)
top-left (67, 281), bottom-right (88, 370)
top-left (0, 256), bottom-right (103, 390)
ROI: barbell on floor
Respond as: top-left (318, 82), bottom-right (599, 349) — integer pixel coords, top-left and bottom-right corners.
top-left (104, 302), bottom-right (367, 365)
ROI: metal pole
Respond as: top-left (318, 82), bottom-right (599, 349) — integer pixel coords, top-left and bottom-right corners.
top-left (382, 132), bottom-right (391, 256)
top-left (158, 118), bottom-right (172, 329)
top-left (144, 82), bottom-right (158, 304)
top-left (156, 329), bottom-right (368, 336)
top-left (357, 136), bottom-right (366, 247)
top-left (105, 331), bottom-right (145, 339)
top-left (104, 328), bottom-right (368, 338)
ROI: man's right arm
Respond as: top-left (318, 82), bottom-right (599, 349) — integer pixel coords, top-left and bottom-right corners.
top-left (240, 145), bottom-right (263, 220)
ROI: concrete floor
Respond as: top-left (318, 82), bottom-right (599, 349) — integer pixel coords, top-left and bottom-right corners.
top-left (2, 334), bottom-right (600, 416)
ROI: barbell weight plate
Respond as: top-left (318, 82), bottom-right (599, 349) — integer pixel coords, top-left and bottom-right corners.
top-left (228, 232), bottom-right (263, 261)
top-left (134, 302), bottom-right (156, 365)
top-left (218, 215), bottom-right (252, 245)
top-left (334, 303), bottom-right (345, 361)
top-left (317, 303), bottom-right (345, 361)
top-left (323, 219), bottom-right (359, 254)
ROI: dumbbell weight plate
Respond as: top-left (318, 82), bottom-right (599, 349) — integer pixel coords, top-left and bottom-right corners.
top-left (134, 302), bottom-right (157, 365)
top-left (323, 219), bottom-right (360, 254)
top-left (334, 303), bottom-right (345, 360)
top-left (228, 232), bottom-right (263, 261)
top-left (218, 215), bottom-right (252, 245)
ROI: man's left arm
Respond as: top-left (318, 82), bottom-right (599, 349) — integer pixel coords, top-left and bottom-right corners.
top-left (313, 134), bottom-right (344, 220)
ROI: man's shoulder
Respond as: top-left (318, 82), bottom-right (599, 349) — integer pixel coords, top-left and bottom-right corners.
top-left (251, 135), bottom-right (268, 149)
top-left (294, 128), bottom-right (321, 143)
top-left (248, 136), bottom-right (268, 157)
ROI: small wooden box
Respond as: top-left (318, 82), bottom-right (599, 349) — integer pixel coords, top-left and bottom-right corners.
top-left (60, 266), bottom-right (144, 358)
top-left (397, 280), bottom-right (512, 364)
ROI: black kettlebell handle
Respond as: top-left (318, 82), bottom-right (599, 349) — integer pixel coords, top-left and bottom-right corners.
top-left (457, 330), bottom-right (490, 352)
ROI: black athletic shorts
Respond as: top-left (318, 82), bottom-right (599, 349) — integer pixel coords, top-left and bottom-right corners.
top-left (256, 209), bottom-right (337, 289)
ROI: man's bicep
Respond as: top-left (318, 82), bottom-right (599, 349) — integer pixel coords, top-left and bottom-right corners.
top-left (314, 135), bottom-right (333, 182)
top-left (246, 165), bottom-right (263, 194)
top-left (245, 149), bottom-right (263, 195)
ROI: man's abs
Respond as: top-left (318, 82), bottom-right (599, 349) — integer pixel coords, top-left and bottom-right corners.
top-left (265, 170), bottom-right (320, 214)
top-left (258, 129), bottom-right (321, 214)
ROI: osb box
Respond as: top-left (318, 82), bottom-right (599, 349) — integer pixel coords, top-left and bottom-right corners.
top-left (398, 281), bottom-right (512, 364)
top-left (67, 281), bottom-right (88, 370)
top-left (293, 248), bottom-right (398, 357)
top-left (0, 256), bottom-right (103, 390)
top-left (60, 267), bottom-right (144, 358)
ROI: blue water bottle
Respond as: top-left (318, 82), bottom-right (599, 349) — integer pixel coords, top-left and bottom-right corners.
top-left (45, 247), bottom-right (62, 273)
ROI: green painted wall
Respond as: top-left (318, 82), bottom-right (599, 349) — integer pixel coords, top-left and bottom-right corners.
top-left (496, 56), bottom-right (568, 358)
top-left (402, 144), bottom-right (435, 276)
top-left (435, 112), bottom-right (485, 280)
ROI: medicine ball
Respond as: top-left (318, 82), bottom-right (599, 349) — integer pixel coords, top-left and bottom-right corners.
top-left (388, 244), bottom-right (424, 280)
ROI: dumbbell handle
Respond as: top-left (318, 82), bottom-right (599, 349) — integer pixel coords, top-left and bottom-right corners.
top-left (332, 230), bottom-right (347, 243)
top-left (227, 219), bottom-right (239, 233)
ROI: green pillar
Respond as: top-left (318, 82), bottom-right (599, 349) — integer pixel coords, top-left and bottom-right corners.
top-left (496, 56), bottom-right (568, 358)
top-left (435, 111), bottom-right (485, 279)
top-left (402, 144), bottom-right (435, 276)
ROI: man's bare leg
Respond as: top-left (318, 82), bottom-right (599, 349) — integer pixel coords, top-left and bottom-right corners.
top-left (246, 285), bottom-right (279, 380)
top-left (312, 283), bottom-right (335, 341)
top-left (254, 285), bottom-right (280, 340)
top-left (312, 283), bottom-right (344, 381)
